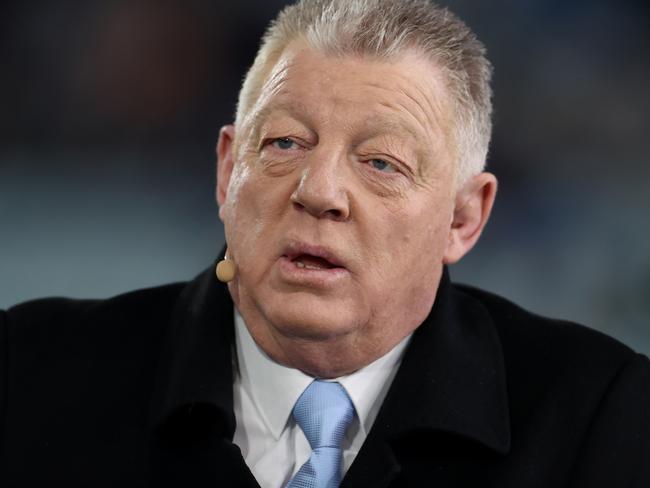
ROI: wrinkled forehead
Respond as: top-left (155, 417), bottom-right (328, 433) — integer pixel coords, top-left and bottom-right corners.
top-left (239, 41), bottom-right (455, 151)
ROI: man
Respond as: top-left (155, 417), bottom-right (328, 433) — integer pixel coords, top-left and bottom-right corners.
top-left (1, 0), bottom-right (649, 486)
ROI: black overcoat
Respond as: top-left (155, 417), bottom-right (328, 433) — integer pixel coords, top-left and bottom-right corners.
top-left (1, 265), bottom-right (649, 487)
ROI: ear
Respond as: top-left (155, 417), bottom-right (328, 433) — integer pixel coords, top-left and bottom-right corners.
top-left (443, 172), bottom-right (497, 264)
top-left (216, 124), bottom-right (236, 221)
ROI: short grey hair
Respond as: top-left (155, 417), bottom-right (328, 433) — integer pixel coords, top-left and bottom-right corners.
top-left (235, 0), bottom-right (493, 184)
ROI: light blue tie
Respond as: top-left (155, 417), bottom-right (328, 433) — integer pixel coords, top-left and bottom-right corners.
top-left (285, 380), bottom-right (355, 488)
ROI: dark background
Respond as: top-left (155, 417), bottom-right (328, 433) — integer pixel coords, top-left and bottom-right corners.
top-left (1, 0), bottom-right (648, 354)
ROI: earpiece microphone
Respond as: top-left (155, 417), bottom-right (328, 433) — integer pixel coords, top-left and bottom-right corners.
top-left (215, 251), bottom-right (237, 283)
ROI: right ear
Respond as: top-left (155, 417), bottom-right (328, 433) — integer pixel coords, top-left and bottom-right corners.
top-left (216, 124), bottom-right (236, 220)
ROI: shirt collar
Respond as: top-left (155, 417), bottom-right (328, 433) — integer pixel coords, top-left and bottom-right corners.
top-left (337, 335), bottom-right (410, 435)
top-left (234, 310), bottom-right (311, 440)
top-left (234, 309), bottom-right (411, 439)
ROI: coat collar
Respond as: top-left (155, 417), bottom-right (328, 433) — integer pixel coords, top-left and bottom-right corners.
top-left (148, 263), bottom-right (511, 482)
top-left (378, 268), bottom-right (511, 451)
top-left (148, 259), bottom-right (237, 439)
top-left (340, 269), bottom-right (511, 486)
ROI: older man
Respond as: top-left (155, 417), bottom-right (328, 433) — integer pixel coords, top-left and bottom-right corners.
top-left (1, 0), bottom-right (649, 487)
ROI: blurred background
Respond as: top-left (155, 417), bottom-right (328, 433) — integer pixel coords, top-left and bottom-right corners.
top-left (1, 0), bottom-right (648, 354)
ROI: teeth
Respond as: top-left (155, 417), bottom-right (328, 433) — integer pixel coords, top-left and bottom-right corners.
top-left (294, 260), bottom-right (325, 270)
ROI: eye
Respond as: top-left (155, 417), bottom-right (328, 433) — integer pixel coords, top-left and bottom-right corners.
top-left (270, 137), bottom-right (296, 150)
top-left (369, 158), bottom-right (398, 173)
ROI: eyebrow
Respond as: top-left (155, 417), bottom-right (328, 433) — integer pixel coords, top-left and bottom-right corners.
top-left (358, 117), bottom-right (419, 141)
top-left (249, 100), bottom-right (311, 131)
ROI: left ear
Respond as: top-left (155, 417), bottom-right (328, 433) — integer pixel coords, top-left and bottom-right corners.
top-left (443, 172), bottom-right (497, 264)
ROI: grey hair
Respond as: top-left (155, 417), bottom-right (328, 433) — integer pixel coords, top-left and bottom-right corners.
top-left (235, 0), bottom-right (493, 184)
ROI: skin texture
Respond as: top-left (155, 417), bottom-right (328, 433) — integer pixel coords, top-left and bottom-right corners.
top-left (216, 41), bottom-right (497, 378)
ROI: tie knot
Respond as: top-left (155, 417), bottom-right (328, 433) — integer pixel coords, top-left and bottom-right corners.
top-left (292, 380), bottom-right (355, 450)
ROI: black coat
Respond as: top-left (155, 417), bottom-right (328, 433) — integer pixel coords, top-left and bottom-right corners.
top-left (1, 265), bottom-right (649, 487)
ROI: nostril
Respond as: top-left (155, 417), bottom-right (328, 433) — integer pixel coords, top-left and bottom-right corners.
top-left (290, 186), bottom-right (349, 220)
top-left (328, 209), bottom-right (343, 219)
top-left (292, 201), bottom-right (344, 220)
top-left (292, 201), bottom-right (304, 212)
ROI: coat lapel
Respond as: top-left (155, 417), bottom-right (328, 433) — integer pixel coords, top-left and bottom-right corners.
top-left (146, 262), bottom-right (260, 487)
top-left (342, 268), bottom-right (510, 487)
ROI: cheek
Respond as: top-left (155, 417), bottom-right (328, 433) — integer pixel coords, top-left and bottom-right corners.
top-left (372, 198), bottom-right (452, 274)
top-left (223, 168), bottom-right (295, 253)
top-left (224, 167), bottom-right (265, 224)
top-left (222, 166), bottom-right (258, 244)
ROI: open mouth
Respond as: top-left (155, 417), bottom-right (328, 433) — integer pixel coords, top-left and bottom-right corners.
top-left (291, 254), bottom-right (340, 270)
top-left (280, 242), bottom-right (348, 281)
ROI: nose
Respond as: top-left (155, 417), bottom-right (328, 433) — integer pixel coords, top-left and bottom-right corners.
top-left (290, 151), bottom-right (350, 221)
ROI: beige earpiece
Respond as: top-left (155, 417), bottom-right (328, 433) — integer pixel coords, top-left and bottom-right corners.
top-left (215, 252), bottom-right (237, 283)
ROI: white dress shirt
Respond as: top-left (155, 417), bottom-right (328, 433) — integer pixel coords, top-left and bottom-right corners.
top-left (232, 310), bottom-right (411, 488)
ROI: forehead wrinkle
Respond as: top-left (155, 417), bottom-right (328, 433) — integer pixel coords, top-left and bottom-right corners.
top-left (263, 60), bottom-right (292, 100)
top-left (324, 85), bottom-right (426, 143)
top-left (251, 100), bottom-right (310, 133)
top-left (361, 78), bottom-right (443, 142)
top-left (240, 59), bottom-right (293, 137)
top-left (407, 80), bottom-right (452, 144)
top-left (392, 94), bottom-right (448, 176)
top-left (375, 100), bottom-right (427, 140)
top-left (392, 78), bottom-right (454, 179)
top-left (398, 82), bottom-right (447, 142)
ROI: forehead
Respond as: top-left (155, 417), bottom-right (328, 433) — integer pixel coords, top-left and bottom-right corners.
top-left (246, 42), bottom-right (453, 153)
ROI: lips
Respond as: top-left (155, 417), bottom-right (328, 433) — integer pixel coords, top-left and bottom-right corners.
top-left (277, 242), bottom-right (348, 287)
top-left (292, 254), bottom-right (338, 270)
top-left (282, 242), bottom-right (346, 271)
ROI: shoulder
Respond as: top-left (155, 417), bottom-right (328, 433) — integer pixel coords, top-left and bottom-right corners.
top-left (7, 280), bottom-right (187, 326)
top-left (0, 282), bottom-right (193, 477)
top-left (452, 283), bottom-right (650, 481)
top-left (1, 282), bottom-right (188, 383)
top-left (452, 282), bottom-right (650, 416)
top-left (0, 282), bottom-right (189, 418)
top-left (6, 281), bottom-right (187, 326)
top-left (453, 283), bottom-right (650, 438)
top-left (453, 282), bottom-right (640, 369)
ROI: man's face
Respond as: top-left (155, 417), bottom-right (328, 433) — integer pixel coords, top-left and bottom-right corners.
top-left (217, 42), bottom-right (476, 376)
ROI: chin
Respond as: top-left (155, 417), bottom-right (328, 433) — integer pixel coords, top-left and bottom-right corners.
top-left (264, 292), bottom-right (361, 341)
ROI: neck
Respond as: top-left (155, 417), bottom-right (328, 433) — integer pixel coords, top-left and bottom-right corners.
top-left (241, 314), bottom-right (415, 378)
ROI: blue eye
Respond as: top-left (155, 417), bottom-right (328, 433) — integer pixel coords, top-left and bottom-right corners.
top-left (271, 138), bottom-right (295, 150)
top-left (370, 158), bottom-right (397, 173)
